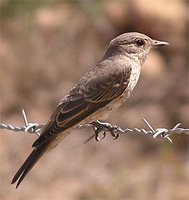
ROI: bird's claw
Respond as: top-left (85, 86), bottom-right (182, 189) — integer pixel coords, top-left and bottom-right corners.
top-left (94, 126), bottom-right (107, 142)
top-left (91, 121), bottom-right (120, 142)
top-left (108, 126), bottom-right (120, 140)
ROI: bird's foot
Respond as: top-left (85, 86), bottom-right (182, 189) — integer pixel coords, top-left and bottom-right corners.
top-left (90, 120), bottom-right (120, 142)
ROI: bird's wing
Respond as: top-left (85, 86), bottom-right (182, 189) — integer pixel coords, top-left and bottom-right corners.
top-left (33, 65), bottom-right (132, 147)
top-left (11, 65), bottom-right (132, 188)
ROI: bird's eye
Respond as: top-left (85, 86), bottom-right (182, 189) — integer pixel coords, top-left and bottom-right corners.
top-left (136, 39), bottom-right (144, 46)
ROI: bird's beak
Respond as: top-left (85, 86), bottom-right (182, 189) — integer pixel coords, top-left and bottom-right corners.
top-left (152, 40), bottom-right (170, 47)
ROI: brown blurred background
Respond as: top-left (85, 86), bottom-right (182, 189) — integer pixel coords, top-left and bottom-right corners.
top-left (0, 1), bottom-right (188, 199)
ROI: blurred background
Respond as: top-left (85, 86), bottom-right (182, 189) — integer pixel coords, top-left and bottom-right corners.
top-left (0, 0), bottom-right (188, 199)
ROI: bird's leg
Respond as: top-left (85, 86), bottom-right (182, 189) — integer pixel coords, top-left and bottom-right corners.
top-left (90, 120), bottom-right (120, 141)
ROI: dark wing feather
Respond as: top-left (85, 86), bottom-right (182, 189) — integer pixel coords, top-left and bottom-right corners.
top-left (33, 65), bottom-right (131, 147)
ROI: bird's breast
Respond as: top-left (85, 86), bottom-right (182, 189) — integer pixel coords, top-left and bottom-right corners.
top-left (86, 64), bottom-right (141, 122)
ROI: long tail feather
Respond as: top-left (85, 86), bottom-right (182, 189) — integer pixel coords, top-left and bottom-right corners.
top-left (11, 142), bottom-right (49, 188)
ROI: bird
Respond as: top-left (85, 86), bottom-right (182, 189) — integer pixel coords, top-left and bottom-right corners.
top-left (11, 32), bottom-right (169, 188)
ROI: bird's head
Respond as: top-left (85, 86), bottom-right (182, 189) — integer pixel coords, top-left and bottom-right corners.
top-left (103, 32), bottom-right (169, 65)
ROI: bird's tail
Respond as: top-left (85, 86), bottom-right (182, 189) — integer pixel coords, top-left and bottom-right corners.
top-left (11, 142), bottom-right (49, 189)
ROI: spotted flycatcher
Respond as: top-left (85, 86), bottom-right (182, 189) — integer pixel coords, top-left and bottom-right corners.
top-left (11, 32), bottom-right (169, 188)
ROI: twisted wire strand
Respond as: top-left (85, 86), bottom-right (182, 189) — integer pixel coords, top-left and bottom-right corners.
top-left (1, 110), bottom-right (189, 143)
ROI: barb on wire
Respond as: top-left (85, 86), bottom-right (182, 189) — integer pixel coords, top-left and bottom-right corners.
top-left (0, 109), bottom-right (46, 136)
top-left (0, 109), bottom-right (189, 144)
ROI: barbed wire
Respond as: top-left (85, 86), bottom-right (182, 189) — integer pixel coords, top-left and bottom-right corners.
top-left (1, 109), bottom-right (189, 144)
